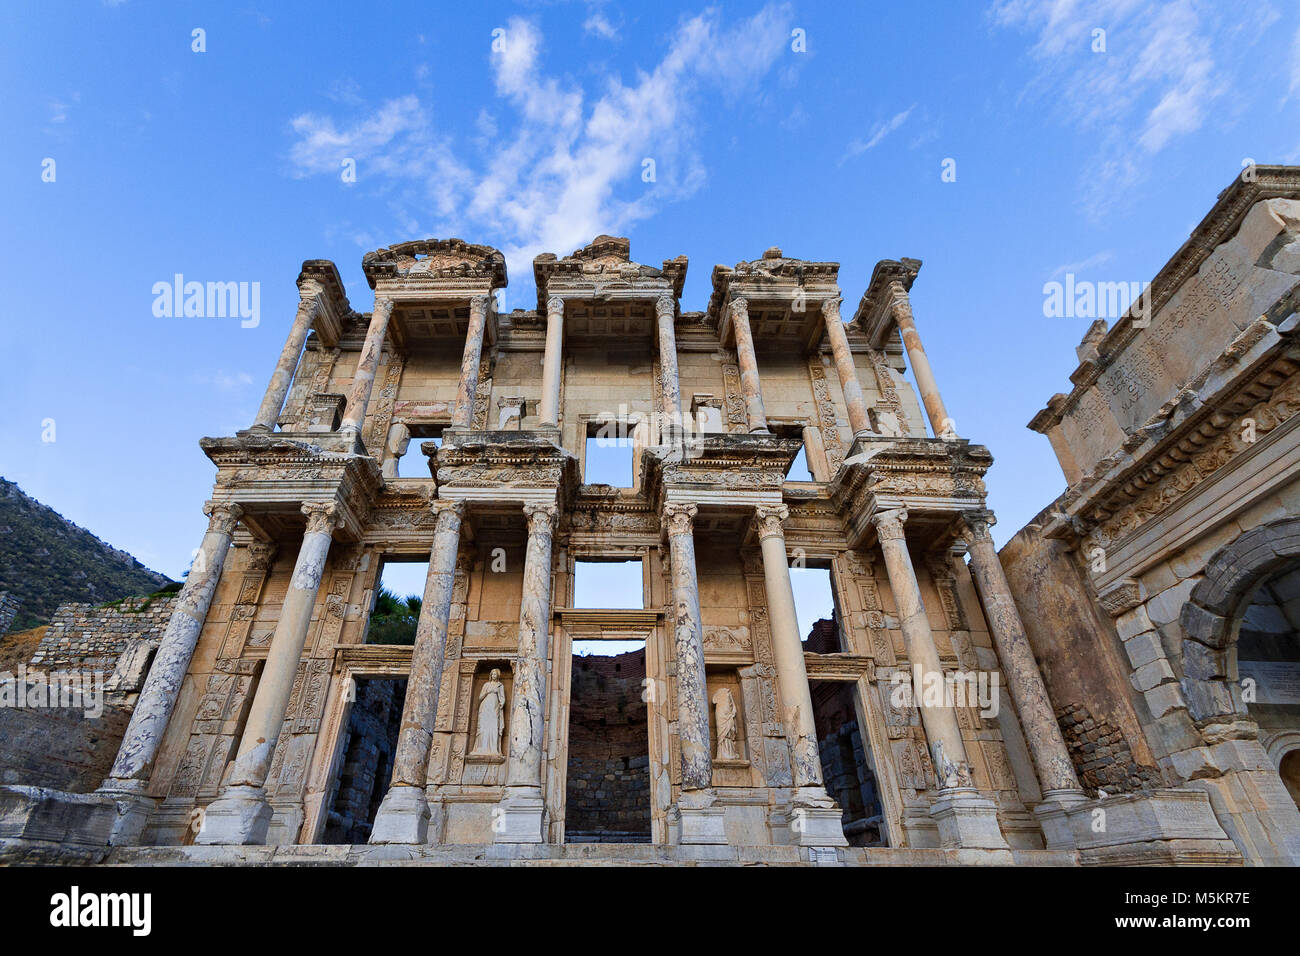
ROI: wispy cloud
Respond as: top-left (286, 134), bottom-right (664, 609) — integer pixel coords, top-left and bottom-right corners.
top-left (990, 0), bottom-right (1238, 217)
top-left (1049, 250), bottom-right (1114, 278)
top-left (192, 370), bottom-right (254, 392)
top-left (841, 105), bottom-right (915, 164)
top-left (1289, 24), bottom-right (1300, 101)
top-left (286, 5), bottom-right (793, 294)
top-left (583, 3), bottom-right (619, 41)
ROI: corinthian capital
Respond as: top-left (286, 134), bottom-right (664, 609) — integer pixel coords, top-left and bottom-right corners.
top-left (887, 282), bottom-right (913, 326)
top-left (546, 295), bottom-right (564, 318)
top-left (204, 501), bottom-right (244, 535)
top-left (662, 501), bottom-right (698, 537)
top-left (754, 504), bottom-right (790, 540)
top-left (523, 501), bottom-right (558, 535)
top-left (871, 507), bottom-right (908, 541)
top-left (959, 509), bottom-right (996, 543)
top-left (822, 296), bottom-right (843, 322)
top-left (729, 296), bottom-right (749, 320)
top-left (655, 293), bottom-right (675, 319)
top-left (469, 294), bottom-right (491, 317)
top-left (432, 498), bottom-right (467, 524)
top-left (301, 500), bottom-right (342, 536)
top-left (372, 296), bottom-right (395, 319)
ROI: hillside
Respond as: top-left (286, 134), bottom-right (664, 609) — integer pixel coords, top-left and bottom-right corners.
top-left (0, 478), bottom-right (173, 632)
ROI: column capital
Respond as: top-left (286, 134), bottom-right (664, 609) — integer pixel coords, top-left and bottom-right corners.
top-left (887, 280), bottom-right (912, 317)
top-left (662, 501), bottom-right (698, 536)
top-left (655, 293), bottom-right (675, 318)
top-left (432, 498), bottom-right (467, 522)
top-left (203, 500), bottom-right (244, 535)
top-left (523, 501), bottom-right (558, 535)
top-left (958, 509), bottom-right (996, 542)
top-left (301, 500), bottom-right (342, 536)
top-left (871, 507), bottom-right (909, 541)
top-left (546, 295), bottom-right (564, 317)
top-left (729, 296), bottom-right (749, 317)
top-left (822, 296), bottom-right (843, 321)
top-left (372, 295), bottom-right (395, 318)
top-left (469, 293), bottom-right (491, 315)
top-left (245, 540), bottom-right (278, 572)
top-left (754, 504), bottom-right (790, 540)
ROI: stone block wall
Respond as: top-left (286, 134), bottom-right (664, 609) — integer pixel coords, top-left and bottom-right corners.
top-left (0, 592), bottom-right (19, 636)
top-left (1055, 702), bottom-right (1163, 795)
top-left (0, 688), bottom-right (132, 792)
top-left (564, 650), bottom-right (651, 841)
top-left (29, 594), bottom-right (176, 671)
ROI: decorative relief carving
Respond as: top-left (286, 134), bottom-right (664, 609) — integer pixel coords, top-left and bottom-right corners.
top-left (867, 349), bottom-right (910, 436)
top-left (720, 356), bottom-right (748, 433)
top-left (809, 360), bottom-right (846, 472)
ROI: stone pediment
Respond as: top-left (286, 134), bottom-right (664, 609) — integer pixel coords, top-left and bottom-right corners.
top-left (533, 235), bottom-right (688, 311)
top-left (362, 238), bottom-right (507, 290)
top-left (430, 431), bottom-right (580, 497)
top-left (641, 434), bottom-right (803, 504)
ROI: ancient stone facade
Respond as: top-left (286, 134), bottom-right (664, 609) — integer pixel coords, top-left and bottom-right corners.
top-left (5, 224), bottom-right (1282, 866)
top-left (1003, 166), bottom-right (1300, 866)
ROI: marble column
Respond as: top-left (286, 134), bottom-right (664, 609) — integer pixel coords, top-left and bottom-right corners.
top-left (452, 295), bottom-right (490, 429)
top-left (663, 502), bottom-right (725, 844)
top-left (665, 503), bottom-right (710, 791)
top-left (340, 296), bottom-right (394, 436)
top-left (655, 293), bottom-right (683, 443)
top-left (197, 501), bottom-right (341, 845)
top-left (821, 297), bottom-right (870, 439)
top-left (872, 508), bottom-right (1008, 850)
top-left (96, 501), bottom-right (242, 842)
top-left (754, 505), bottom-right (848, 847)
top-left (889, 283), bottom-right (955, 439)
top-left (960, 511), bottom-right (1082, 796)
top-left (251, 287), bottom-right (323, 431)
top-left (539, 296), bottom-right (564, 428)
top-left (496, 502), bottom-right (558, 842)
top-left (872, 508), bottom-right (968, 783)
top-left (370, 499), bottom-right (466, 844)
top-left (729, 297), bottom-right (769, 434)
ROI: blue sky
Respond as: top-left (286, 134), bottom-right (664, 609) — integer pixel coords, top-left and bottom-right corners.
top-left (3, 2), bottom-right (1299, 629)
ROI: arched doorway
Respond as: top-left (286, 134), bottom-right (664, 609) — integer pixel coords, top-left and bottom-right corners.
top-left (1235, 562), bottom-right (1300, 811)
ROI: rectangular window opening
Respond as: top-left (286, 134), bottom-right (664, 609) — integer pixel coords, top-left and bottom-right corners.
top-left (365, 558), bottom-right (428, 645)
top-left (792, 564), bottom-right (844, 652)
top-left (584, 421), bottom-right (636, 487)
top-left (573, 558), bottom-right (644, 610)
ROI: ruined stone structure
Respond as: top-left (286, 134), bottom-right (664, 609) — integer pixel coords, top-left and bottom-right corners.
top-left (5, 218), bottom-right (1290, 865)
top-left (1002, 166), bottom-right (1300, 866)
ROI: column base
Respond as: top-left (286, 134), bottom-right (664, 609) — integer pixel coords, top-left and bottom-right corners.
top-left (493, 787), bottom-right (545, 844)
top-left (1032, 788), bottom-right (1089, 850)
top-left (194, 785), bottom-right (273, 846)
top-left (677, 789), bottom-right (727, 845)
top-left (96, 777), bottom-right (160, 846)
top-left (788, 787), bottom-right (849, 847)
top-left (369, 786), bottom-right (430, 845)
top-left (929, 787), bottom-right (1010, 851)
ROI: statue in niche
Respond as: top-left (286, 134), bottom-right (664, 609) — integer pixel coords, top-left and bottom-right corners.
top-left (472, 668), bottom-right (506, 756)
top-left (712, 687), bottom-right (740, 760)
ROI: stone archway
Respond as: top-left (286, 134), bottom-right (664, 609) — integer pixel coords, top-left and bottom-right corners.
top-left (1179, 518), bottom-right (1300, 725)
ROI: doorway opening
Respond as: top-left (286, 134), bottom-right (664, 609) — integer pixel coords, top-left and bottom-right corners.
top-left (809, 679), bottom-right (885, 846)
top-left (320, 676), bottom-right (407, 844)
top-left (564, 639), bottom-right (651, 843)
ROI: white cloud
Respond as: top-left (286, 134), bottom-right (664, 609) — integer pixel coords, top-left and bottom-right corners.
top-left (990, 0), bottom-right (1233, 216)
top-left (286, 5), bottom-right (792, 293)
top-left (584, 6), bottom-right (619, 40)
top-left (1290, 24), bottom-right (1300, 101)
top-left (1049, 250), bottom-right (1114, 278)
top-left (842, 105), bottom-right (915, 164)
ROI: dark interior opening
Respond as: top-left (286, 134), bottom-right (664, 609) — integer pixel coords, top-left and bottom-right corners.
top-left (809, 679), bottom-right (886, 847)
top-left (564, 642), bottom-right (651, 843)
top-left (321, 676), bottom-right (407, 844)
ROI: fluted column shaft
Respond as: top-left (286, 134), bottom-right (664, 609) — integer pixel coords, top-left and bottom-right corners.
top-left (755, 505), bottom-right (824, 788)
top-left (729, 297), bottom-right (769, 434)
top-left (890, 284), bottom-right (953, 439)
top-left (252, 288), bottom-right (323, 431)
top-left (340, 296), bottom-right (394, 435)
top-left (452, 296), bottom-right (490, 428)
top-left (873, 508), bottom-right (969, 786)
top-left (655, 294), bottom-right (683, 443)
top-left (389, 501), bottom-right (465, 787)
top-left (539, 297), bottom-right (564, 427)
top-left (962, 512), bottom-right (1081, 794)
top-left (665, 503), bottom-right (711, 791)
top-left (105, 502), bottom-right (242, 785)
top-left (225, 502), bottom-right (340, 788)
top-left (505, 503), bottom-right (558, 788)
top-left (822, 297), bottom-right (870, 438)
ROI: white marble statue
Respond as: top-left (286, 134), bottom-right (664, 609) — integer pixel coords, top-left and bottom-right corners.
top-left (472, 668), bottom-right (506, 756)
top-left (713, 687), bottom-right (740, 760)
